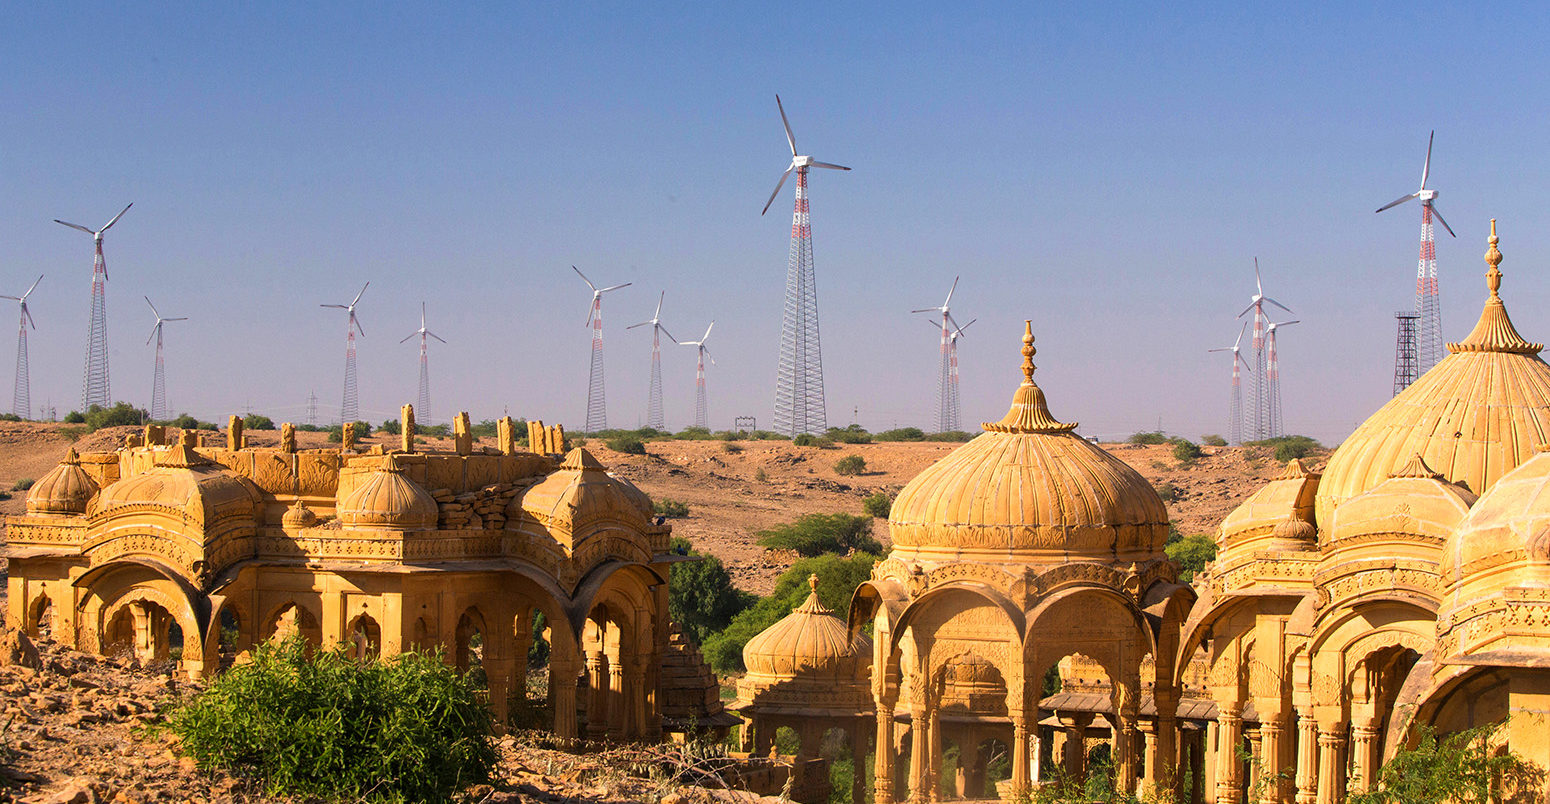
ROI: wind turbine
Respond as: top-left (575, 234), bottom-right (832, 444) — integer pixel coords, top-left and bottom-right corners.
top-left (678, 322), bottom-right (716, 431)
top-left (627, 291), bottom-right (676, 431)
top-left (144, 296), bottom-right (187, 422)
top-left (574, 266), bottom-right (631, 432)
top-left (2, 275), bottom-right (41, 419)
top-left (925, 315), bottom-right (976, 433)
top-left (321, 282), bottom-right (369, 424)
top-left (912, 276), bottom-right (965, 433)
top-left (401, 302), bottom-right (447, 426)
top-left (762, 94), bottom-right (850, 437)
top-left (1208, 322), bottom-right (1251, 446)
top-left (55, 202), bottom-right (132, 410)
top-left (1237, 259), bottom-right (1292, 442)
top-left (1265, 319), bottom-right (1300, 440)
top-left (1377, 131), bottom-right (1455, 375)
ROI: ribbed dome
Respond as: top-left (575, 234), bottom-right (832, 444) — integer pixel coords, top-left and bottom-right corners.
top-left (26, 447), bottom-right (98, 514)
top-left (510, 448), bottom-right (651, 532)
top-left (337, 453), bottom-right (437, 530)
top-left (282, 499), bottom-right (318, 529)
top-left (1218, 459), bottom-right (1320, 555)
top-left (95, 441), bottom-right (259, 524)
top-left (1323, 454), bottom-right (1476, 554)
top-left (888, 322), bottom-right (1169, 565)
top-left (742, 575), bottom-right (871, 678)
top-left (1437, 446), bottom-right (1550, 663)
top-left (1317, 222), bottom-right (1550, 525)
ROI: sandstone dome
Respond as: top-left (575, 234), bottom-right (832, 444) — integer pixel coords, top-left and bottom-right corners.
top-left (887, 322), bottom-right (1169, 566)
top-left (26, 447), bottom-right (98, 515)
top-left (1316, 222), bottom-right (1550, 525)
top-left (337, 452), bottom-right (437, 530)
top-left (93, 440), bottom-right (259, 524)
top-left (742, 575), bottom-right (871, 680)
top-left (509, 447), bottom-right (652, 532)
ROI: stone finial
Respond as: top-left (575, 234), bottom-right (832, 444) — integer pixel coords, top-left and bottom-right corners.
top-left (454, 412), bottom-right (472, 455)
top-left (228, 415), bottom-right (244, 450)
top-left (401, 403), bottom-right (417, 453)
top-left (280, 422), bottom-right (297, 453)
top-left (808, 573), bottom-right (819, 594)
top-left (1021, 319), bottom-right (1037, 382)
top-left (983, 320), bottom-right (1076, 434)
top-left (498, 416), bottom-right (516, 455)
top-left (1485, 218), bottom-right (1502, 298)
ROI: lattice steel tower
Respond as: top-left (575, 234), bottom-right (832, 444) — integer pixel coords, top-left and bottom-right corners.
top-left (144, 297), bottom-right (187, 422)
top-left (680, 322), bottom-right (716, 431)
top-left (1236, 259), bottom-right (1292, 442)
top-left (627, 292), bottom-right (675, 431)
top-left (2, 276), bottom-right (40, 419)
top-left (1208, 322), bottom-right (1249, 446)
top-left (1393, 311), bottom-right (1420, 396)
top-left (761, 95), bottom-right (849, 436)
top-left (912, 277), bottom-right (967, 433)
top-left (55, 203), bottom-right (131, 410)
top-left (1377, 131), bottom-right (1456, 375)
top-left (573, 266), bottom-right (630, 433)
top-left (401, 303), bottom-right (446, 426)
top-left (321, 283), bottom-right (369, 425)
top-left (1265, 319), bottom-right (1299, 439)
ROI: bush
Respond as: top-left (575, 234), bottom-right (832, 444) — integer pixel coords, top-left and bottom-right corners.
top-left (754, 468), bottom-right (768, 483)
top-left (1128, 431), bottom-right (1167, 445)
top-left (834, 455), bottom-right (867, 476)
top-left (875, 427), bottom-right (925, 442)
top-left (722, 441), bottom-right (743, 454)
top-left (862, 492), bottom-right (892, 518)
top-left (792, 433), bottom-right (833, 448)
top-left (827, 425), bottom-right (872, 444)
top-left (1166, 533), bottom-right (1217, 582)
top-left (702, 553), bottom-right (879, 673)
top-left (379, 418), bottom-right (402, 435)
top-left (242, 413), bottom-right (275, 431)
top-left (81, 402), bottom-right (146, 432)
top-left (1154, 482), bottom-right (1180, 502)
top-left (654, 498), bottom-right (690, 518)
top-left (676, 426), bottom-right (713, 440)
top-left (1245, 435), bottom-right (1322, 462)
top-left (326, 421), bottom-right (370, 444)
top-left (1201, 434), bottom-right (1228, 447)
top-left (169, 636), bottom-right (496, 803)
top-left (669, 538), bottom-right (757, 646)
top-left (0, 490), bottom-right (10, 501)
top-left (1171, 439), bottom-right (1203, 463)
top-left (63, 411), bottom-right (86, 424)
top-left (1347, 721), bottom-right (1542, 804)
top-left (606, 436), bottom-right (647, 455)
top-left (756, 513), bottom-right (882, 557)
top-left (13, 478), bottom-right (34, 491)
top-left (0, 413), bottom-right (20, 422)
top-left (925, 430), bottom-right (975, 442)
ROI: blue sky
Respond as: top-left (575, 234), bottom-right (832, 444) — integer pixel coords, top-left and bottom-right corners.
top-left (3, 3), bottom-right (1549, 443)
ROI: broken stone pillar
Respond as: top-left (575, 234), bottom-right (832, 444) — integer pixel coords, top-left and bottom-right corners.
top-left (341, 421), bottom-right (357, 451)
top-left (227, 415), bottom-right (244, 450)
top-left (402, 403), bottom-right (417, 453)
top-left (498, 416), bottom-right (516, 455)
top-left (454, 412), bottom-right (472, 455)
top-left (529, 420), bottom-right (548, 455)
top-left (549, 424), bottom-right (565, 454)
top-left (144, 424), bottom-right (166, 446)
top-left (281, 423), bottom-right (297, 453)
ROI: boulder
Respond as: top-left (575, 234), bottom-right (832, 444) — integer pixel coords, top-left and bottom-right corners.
top-left (1, 627), bottom-right (43, 670)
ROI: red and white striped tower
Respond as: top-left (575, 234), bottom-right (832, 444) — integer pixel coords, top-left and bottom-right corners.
top-left (573, 266), bottom-right (630, 433)
top-left (1208, 323), bottom-right (1248, 446)
top-left (1, 276), bottom-right (41, 419)
top-left (1237, 259), bottom-right (1291, 442)
top-left (54, 203), bottom-right (131, 411)
top-left (401, 303), bottom-right (446, 426)
top-left (320, 282), bottom-right (369, 425)
top-left (1377, 131), bottom-right (1455, 381)
top-left (1265, 319), bottom-right (1299, 439)
top-left (912, 277), bottom-right (962, 433)
top-left (680, 322), bottom-right (716, 431)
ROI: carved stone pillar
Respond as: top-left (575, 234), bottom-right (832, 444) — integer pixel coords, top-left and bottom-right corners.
top-left (1138, 720), bottom-right (1159, 796)
top-left (1215, 704), bottom-right (1244, 804)
top-left (927, 706), bottom-right (943, 803)
top-left (586, 652), bottom-right (608, 740)
top-left (875, 703), bottom-right (896, 804)
top-left (1294, 709), bottom-right (1318, 804)
top-left (625, 658), bottom-right (648, 740)
top-left (1349, 722), bottom-right (1378, 793)
top-left (1315, 726), bottom-right (1346, 804)
top-left (1011, 715), bottom-right (1031, 798)
top-left (1259, 719), bottom-right (1285, 804)
top-left (909, 706), bottom-right (930, 803)
top-left (1190, 730), bottom-right (1206, 804)
top-left (607, 660), bottom-right (626, 740)
top-left (1115, 687), bottom-right (1140, 795)
top-left (551, 658), bottom-right (580, 741)
top-left (1058, 713), bottom-right (1093, 781)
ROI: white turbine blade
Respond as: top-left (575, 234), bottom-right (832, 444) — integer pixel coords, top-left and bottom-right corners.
top-left (1420, 130), bottom-right (1434, 189)
top-left (428, 331), bottom-right (447, 344)
top-left (658, 324), bottom-right (676, 343)
top-left (321, 303), bottom-right (348, 309)
top-left (101, 202), bottom-right (133, 232)
top-left (24, 306), bottom-right (35, 329)
top-left (146, 322), bottom-right (159, 345)
top-left (1208, 347), bottom-right (1232, 353)
top-left (627, 321), bottom-right (652, 330)
top-left (400, 332), bottom-right (417, 343)
top-left (956, 317), bottom-right (976, 335)
top-left (1265, 297), bottom-right (1294, 314)
top-left (654, 290), bottom-right (664, 321)
top-left (1237, 303), bottom-right (1255, 319)
top-left (54, 219), bottom-right (95, 235)
top-left (1238, 352), bottom-right (1252, 371)
top-left (944, 276), bottom-right (959, 307)
top-left (809, 160), bottom-right (851, 171)
top-left (945, 311), bottom-right (962, 334)
top-left (144, 295), bottom-right (160, 318)
top-left (23, 275), bottom-right (42, 299)
top-left (351, 312), bottom-right (365, 337)
top-left (1234, 320), bottom-right (1247, 349)
top-left (0, 295), bottom-right (16, 301)
top-left (352, 281), bottom-right (369, 306)
top-left (420, 302), bottom-right (427, 329)
top-left (1254, 257), bottom-right (1263, 295)
top-left (910, 307), bottom-right (938, 314)
top-left (586, 302), bottom-right (596, 328)
top-left (165, 317), bottom-right (188, 322)
top-left (1276, 319), bottom-right (1301, 328)
top-left (572, 265), bottom-right (597, 291)
top-left (598, 282), bottom-right (632, 294)
top-left (775, 94), bottom-right (797, 156)
top-left (703, 345), bottom-right (715, 366)
top-left (761, 166), bottom-right (793, 216)
top-left (1375, 192), bottom-right (1419, 213)
top-left (1430, 204), bottom-right (1457, 238)
top-left (701, 321), bottom-right (714, 342)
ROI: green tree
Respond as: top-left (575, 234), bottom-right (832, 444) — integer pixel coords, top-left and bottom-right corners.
top-left (701, 553), bottom-right (878, 673)
top-left (756, 513), bottom-right (882, 557)
top-left (1245, 435), bottom-right (1322, 462)
top-left (242, 413), bottom-right (276, 431)
top-left (84, 402), bottom-right (146, 431)
top-left (380, 418), bottom-right (402, 435)
top-left (607, 435), bottom-right (647, 455)
top-left (669, 538), bottom-right (756, 645)
top-left (1347, 722), bottom-right (1542, 804)
top-left (875, 427), bottom-right (925, 442)
top-left (862, 492), bottom-right (892, 518)
top-left (1166, 532), bottom-right (1217, 582)
top-left (1128, 431), bottom-right (1167, 445)
top-left (834, 454), bottom-right (867, 475)
top-left (1201, 434), bottom-right (1228, 447)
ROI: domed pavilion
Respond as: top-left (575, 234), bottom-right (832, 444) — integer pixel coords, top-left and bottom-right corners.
top-left (850, 322), bottom-right (1195, 802)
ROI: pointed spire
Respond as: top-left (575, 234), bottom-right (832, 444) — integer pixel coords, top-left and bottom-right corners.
top-left (1450, 219), bottom-right (1542, 355)
top-left (1275, 457), bottom-right (1318, 480)
top-left (156, 439), bottom-right (212, 468)
top-left (983, 320), bottom-right (1079, 434)
top-left (1390, 453), bottom-right (1444, 480)
top-left (795, 573), bottom-right (831, 614)
top-left (63, 446), bottom-right (80, 465)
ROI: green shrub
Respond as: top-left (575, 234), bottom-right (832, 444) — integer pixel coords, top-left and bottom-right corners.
top-left (669, 538), bottom-right (757, 646)
top-left (13, 478), bottom-right (34, 491)
top-left (0, 490), bottom-right (10, 501)
top-left (827, 425), bottom-right (872, 444)
top-left (925, 430), bottom-right (975, 442)
top-left (862, 492), bottom-right (892, 518)
top-left (756, 513), bottom-right (881, 557)
top-left (875, 427), bottom-right (925, 442)
top-left (169, 636), bottom-right (496, 803)
top-left (749, 430), bottom-right (790, 441)
top-left (676, 426), bottom-right (713, 440)
top-left (754, 468), bottom-right (769, 482)
top-left (58, 426), bottom-right (86, 442)
top-left (0, 413), bottom-right (21, 422)
top-left (834, 455), bottom-right (866, 476)
top-left (1128, 431), bottom-right (1167, 445)
top-left (792, 433), bottom-right (833, 448)
top-left (1154, 482), bottom-right (1180, 502)
top-left (1201, 434), bottom-right (1228, 447)
top-left (654, 498), bottom-right (690, 518)
top-left (379, 418), bottom-right (402, 435)
top-left (242, 413), bottom-right (276, 431)
top-left (1347, 721), bottom-right (1542, 804)
top-left (63, 411), bottom-right (86, 424)
top-left (325, 421), bottom-right (370, 444)
top-left (702, 553), bottom-right (878, 673)
top-left (80, 402), bottom-right (146, 432)
top-left (1171, 439), bottom-right (1203, 463)
top-left (607, 436), bottom-right (647, 455)
top-left (1166, 533), bottom-right (1217, 582)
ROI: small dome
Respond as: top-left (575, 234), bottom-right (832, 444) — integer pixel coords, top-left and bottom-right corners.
top-left (510, 448), bottom-right (651, 533)
top-left (282, 500), bottom-right (317, 529)
top-left (94, 441), bottom-right (259, 523)
top-left (1438, 445), bottom-right (1550, 664)
top-left (26, 448), bottom-right (98, 514)
top-left (1317, 222), bottom-right (1550, 524)
top-left (888, 322), bottom-right (1169, 566)
top-left (337, 453), bottom-right (437, 530)
top-left (1323, 454), bottom-right (1476, 555)
top-left (742, 575), bottom-right (871, 679)
top-left (1218, 459), bottom-right (1320, 556)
